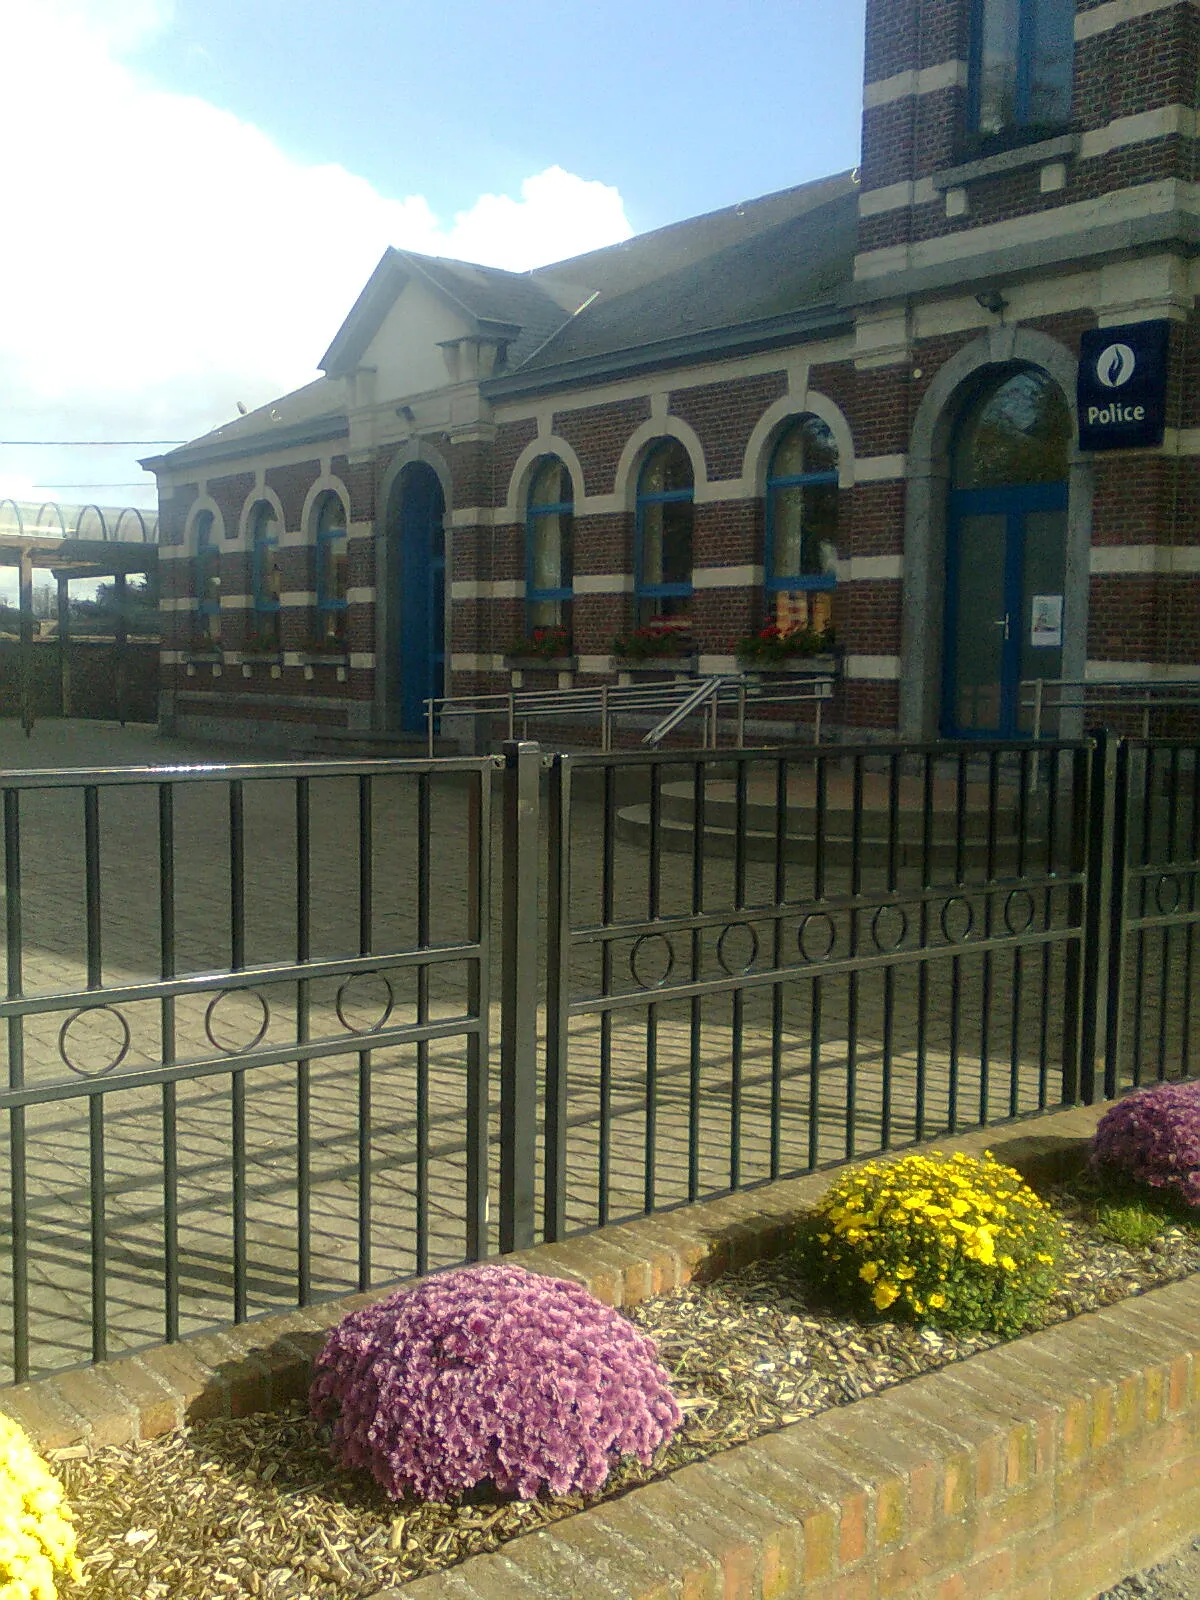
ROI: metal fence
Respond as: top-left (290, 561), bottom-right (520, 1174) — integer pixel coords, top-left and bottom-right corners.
top-left (1, 756), bottom-right (495, 1383)
top-left (2, 733), bottom-right (1198, 1383)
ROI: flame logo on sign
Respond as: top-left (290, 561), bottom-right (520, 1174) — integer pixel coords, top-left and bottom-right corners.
top-left (1096, 343), bottom-right (1136, 388)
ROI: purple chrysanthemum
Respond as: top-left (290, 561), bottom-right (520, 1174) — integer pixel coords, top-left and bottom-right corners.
top-left (309, 1263), bottom-right (680, 1502)
top-left (1090, 1079), bottom-right (1200, 1208)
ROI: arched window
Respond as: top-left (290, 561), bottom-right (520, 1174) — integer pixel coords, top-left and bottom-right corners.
top-left (194, 511), bottom-right (220, 645)
top-left (525, 457), bottom-right (573, 639)
top-left (249, 501), bottom-right (281, 652)
top-left (953, 367), bottom-right (1072, 489)
top-left (635, 439), bottom-right (693, 626)
top-left (970, 0), bottom-right (1073, 141)
top-left (765, 415), bottom-right (839, 633)
top-left (313, 492), bottom-right (348, 649)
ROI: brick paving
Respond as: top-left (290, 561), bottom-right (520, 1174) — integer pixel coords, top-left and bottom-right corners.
top-left (0, 720), bottom-right (1183, 1383)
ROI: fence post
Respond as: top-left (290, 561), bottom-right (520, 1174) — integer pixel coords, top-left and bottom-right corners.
top-left (499, 740), bottom-right (540, 1252)
top-left (543, 755), bottom-right (571, 1241)
top-left (1076, 730), bottom-right (1123, 1104)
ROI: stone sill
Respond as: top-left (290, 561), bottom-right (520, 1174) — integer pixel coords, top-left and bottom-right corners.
top-left (9, 1099), bottom-right (1200, 1600)
top-left (932, 132), bottom-right (1078, 190)
top-left (502, 657), bottom-right (579, 672)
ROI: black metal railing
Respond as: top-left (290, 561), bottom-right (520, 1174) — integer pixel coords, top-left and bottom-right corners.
top-left (539, 740), bottom-right (1092, 1241)
top-left (1, 756), bottom-right (496, 1383)
top-left (2, 731), bottom-right (1198, 1383)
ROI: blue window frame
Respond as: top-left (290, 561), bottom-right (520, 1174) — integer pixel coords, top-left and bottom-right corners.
top-left (525, 457), bottom-right (573, 636)
top-left (194, 510), bottom-right (220, 645)
top-left (635, 439), bottom-right (693, 625)
top-left (249, 501), bottom-right (281, 652)
top-left (314, 492), bottom-right (349, 649)
top-left (764, 416), bottom-right (839, 602)
top-left (969, 0), bottom-right (1074, 140)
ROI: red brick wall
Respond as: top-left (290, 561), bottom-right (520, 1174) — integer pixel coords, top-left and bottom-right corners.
top-left (552, 398), bottom-right (652, 495)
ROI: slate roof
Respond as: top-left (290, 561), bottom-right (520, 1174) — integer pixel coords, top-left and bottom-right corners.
top-left (514, 174), bottom-right (857, 382)
top-left (152, 169), bottom-right (858, 466)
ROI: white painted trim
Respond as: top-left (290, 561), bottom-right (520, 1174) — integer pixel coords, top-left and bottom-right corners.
top-left (856, 454), bottom-right (908, 483)
top-left (501, 433), bottom-right (587, 522)
top-left (450, 653), bottom-right (504, 671)
top-left (741, 392), bottom-right (858, 493)
top-left (698, 655), bottom-right (739, 673)
top-left (298, 473), bottom-right (351, 542)
top-left (160, 650), bottom-right (187, 664)
top-left (693, 565), bottom-right (764, 588)
top-left (576, 655), bottom-right (609, 673)
top-left (855, 179), bottom-right (1199, 280)
top-left (489, 340), bottom-right (851, 431)
top-left (1075, 0), bottom-right (1181, 41)
top-left (863, 59), bottom-right (968, 109)
top-left (1090, 545), bottom-right (1200, 574)
top-left (237, 486), bottom-right (285, 544)
top-left (838, 556), bottom-right (904, 581)
top-left (348, 652), bottom-right (375, 669)
top-left (160, 596), bottom-right (196, 611)
top-left (845, 654), bottom-right (902, 679)
top-left (450, 579), bottom-right (525, 600)
top-left (346, 586), bottom-right (374, 605)
top-left (1085, 660), bottom-right (1200, 681)
top-left (613, 415), bottom-right (709, 511)
top-left (1079, 105), bottom-right (1197, 160)
top-left (279, 590), bottom-right (315, 606)
top-left (183, 493), bottom-right (226, 551)
top-left (574, 573), bottom-right (634, 595)
top-left (858, 178), bottom-right (938, 217)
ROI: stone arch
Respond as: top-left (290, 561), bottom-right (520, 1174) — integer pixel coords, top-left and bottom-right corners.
top-left (742, 391), bottom-right (857, 494)
top-left (300, 474), bottom-right (352, 541)
top-left (236, 485), bottom-right (285, 545)
top-left (504, 434), bottom-right (585, 518)
top-left (614, 415), bottom-right (708, 511)
top-left (899, 326), bottom-right (1092, 740)
top-left (184, 494), bottom-right (225, 548)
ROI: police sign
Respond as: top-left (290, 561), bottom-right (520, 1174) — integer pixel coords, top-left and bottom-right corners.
top-left (1077, 320), bottom-right (1170, 451)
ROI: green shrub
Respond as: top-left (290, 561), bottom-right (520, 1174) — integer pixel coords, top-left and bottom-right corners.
top-left (802, 1150), bottom-right (1065, 1336)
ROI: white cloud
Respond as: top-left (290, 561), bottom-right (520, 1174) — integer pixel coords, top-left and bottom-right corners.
top-left (0, 0), bottom-right (631, 510)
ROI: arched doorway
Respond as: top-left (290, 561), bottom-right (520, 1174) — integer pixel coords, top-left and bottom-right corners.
top-left (386, 462), bottom-right (446, 734)
top-left (942, 366), bottom-right (1071, 738)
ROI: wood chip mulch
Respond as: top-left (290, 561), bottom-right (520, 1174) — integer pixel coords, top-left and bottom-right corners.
top-left (51, 1185), bottom-right (1200, 1600)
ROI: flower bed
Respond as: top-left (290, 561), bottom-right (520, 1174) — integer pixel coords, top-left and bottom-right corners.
top-left (37, 1102), bottom-right (1200, 1600)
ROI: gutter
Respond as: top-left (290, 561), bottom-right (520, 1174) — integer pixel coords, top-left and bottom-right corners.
top-left (482, 303), bottom-right (852, 400)
top-left (139, 414), bottom-right (350, 477)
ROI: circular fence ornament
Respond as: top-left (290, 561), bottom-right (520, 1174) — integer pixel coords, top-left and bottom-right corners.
top-left (1154, 874), bottom-right (1182, 917)
top-left (58, 1004), bottom-right (132, 1078)
top-left (798, 911), bottom-right (837, 964)
top-left (1003, 888), bottom-right (1036, 937)
top-left (336, 972), bottom-right (395, 1035)
top-left (716, 921), bottom-right (760, 976)
top-left (939, 895), bottom-right (975, 944)
top-left (870, 904), bottom-right (909, 953)
top-left (204, 988), bottom-right (271, 1055)
top-left (629, 933), bottom-right (675, 990)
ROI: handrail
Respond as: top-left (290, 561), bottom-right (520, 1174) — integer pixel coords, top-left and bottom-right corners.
top-left (425, 671), bottom-right (836, 755)
top-left (643, 675), bottom-right (726, 746)
top-left (1021, 677), bottom-right (1200, 740)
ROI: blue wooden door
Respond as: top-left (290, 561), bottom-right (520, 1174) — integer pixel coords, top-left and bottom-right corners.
top-left (398, 464), bottom-right (446, 734)
top-left (942, 482), bottom-right (1067, 739)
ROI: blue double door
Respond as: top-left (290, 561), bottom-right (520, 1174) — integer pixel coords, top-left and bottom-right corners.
top-left (391, 462), bottom-right (446, 733)
top-left (942, 482), bottom-right (1067, 739)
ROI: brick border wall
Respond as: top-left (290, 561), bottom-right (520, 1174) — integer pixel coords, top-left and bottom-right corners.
top-left (6, 1102), bottom-right (1200, 1599)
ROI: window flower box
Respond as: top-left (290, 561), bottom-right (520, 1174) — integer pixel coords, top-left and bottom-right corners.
top-left (735, 623), bottom-right (839, 675)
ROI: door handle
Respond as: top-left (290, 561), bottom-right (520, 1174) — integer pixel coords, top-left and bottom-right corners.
top-left (991, 615), bottom-right (1011, 641)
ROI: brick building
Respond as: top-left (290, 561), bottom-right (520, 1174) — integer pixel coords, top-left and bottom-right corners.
top-left (144, 0), bottom-right (1200, 747)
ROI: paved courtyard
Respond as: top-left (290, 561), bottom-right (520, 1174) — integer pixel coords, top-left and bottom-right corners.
top-left (0, 719), bottom-right (1180, 1381)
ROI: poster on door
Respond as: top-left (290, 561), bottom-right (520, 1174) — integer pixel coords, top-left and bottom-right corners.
top-left (1030, 595), bottom-right (1063, 649)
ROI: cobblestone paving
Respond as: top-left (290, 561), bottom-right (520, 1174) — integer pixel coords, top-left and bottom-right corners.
top-left (0, 720), bottom-right (1188, 1381)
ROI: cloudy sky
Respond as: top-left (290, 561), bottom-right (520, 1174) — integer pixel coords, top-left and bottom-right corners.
top-left (0, 0), bottom-right (865, 536)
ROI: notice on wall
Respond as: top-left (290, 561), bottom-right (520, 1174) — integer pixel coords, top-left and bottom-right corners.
top-left (1030, 595), bottom-right (1063, 649)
